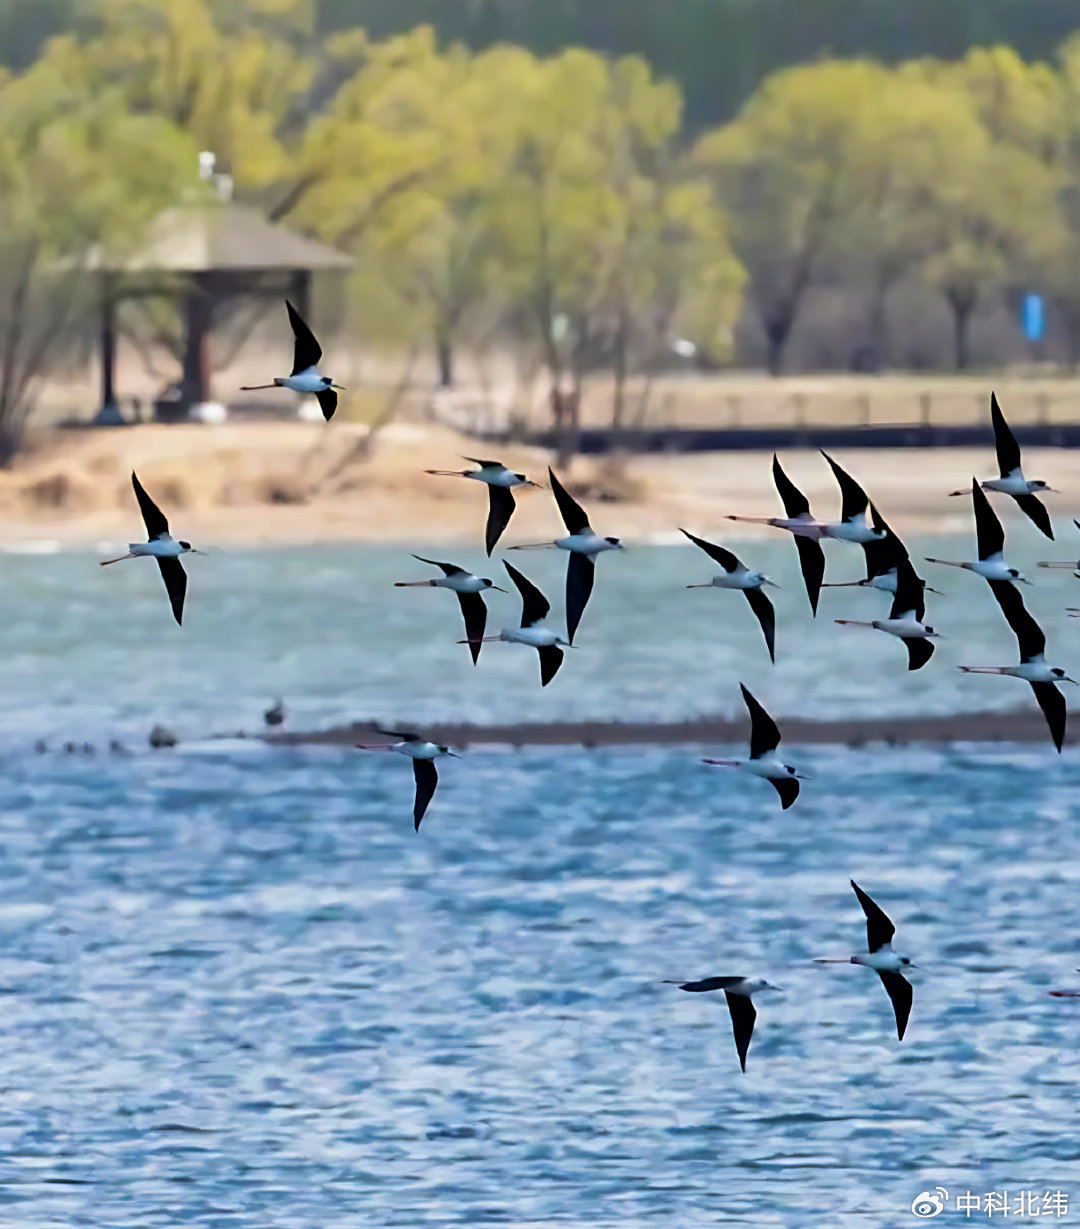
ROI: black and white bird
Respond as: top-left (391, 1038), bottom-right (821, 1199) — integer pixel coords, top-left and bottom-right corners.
top-left (423, 457), bottom-right (539, 555)
top-left (1038, 518), bottom-right (1080, 578)
top-left (822, 505), bottom-right (939, 597)
top-left (927, 479), bottom-right (1029, 585)
top-left (509, 468), bottom-right (623, 643)
top-left (836, 555), bottom-right (938, 671)
top-left (703, 683), bottom-right (806, 809)
top-left (681, 528), bottom-right (777, 663)
top-left (663, 975), bottom-right (781, 1072)
top-left (818, 452), bottom-right (888, 544)
top-left (959, 580), bottom-right (1075, 751)
top-left (100, 471), bottom-right (203, 626)
top-left (240, 300), bottom-right (342, 421)
top-left (815, 880), bottom-right (915, 1041)
top-left (727, 455), bottom-right (826, 616)
top-left (461, 560), bottom-right (570, 686)
top-left (395, 555), bottom-right (506, 665)
top-left (950, 392), bottom-right (1056, 539)
top-left (354, 726), bottom-right (458, 831)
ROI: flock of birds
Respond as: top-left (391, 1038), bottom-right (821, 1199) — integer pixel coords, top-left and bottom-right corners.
top-left (96, 302), bottom-right (1080, 1071)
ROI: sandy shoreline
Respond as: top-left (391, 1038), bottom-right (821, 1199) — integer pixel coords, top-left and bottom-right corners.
top-left (266, 708), bottom-right (1066, 749)
top-left (2, 418), bottom-right (1079, 547)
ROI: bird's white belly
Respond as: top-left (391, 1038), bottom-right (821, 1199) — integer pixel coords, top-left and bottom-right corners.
top-left (971, 558), bottom-right (1016, 581)
top-left (1009, 662), bottom-right (1057, 683)
top-left (744, 754), bottom-right (788, 781)
top-left (282, 369), bottom-right (327, 394)
top-left (869, 573), bottom-right (897, 593)
top-left (854, 950), bottom-right (905, 973)
top-left (715, 572), bottom-right (761, 590)
top-left (438, 574), bottom-right (486, 593)
top-left (873, 617), bottom-right (929, 639)
top-left (984, 475), bottom-right (1030, 496)
top-left (825, 521), bottom-right (881, 544)
top-left (505, 625), bottom-right (559, 648)
top-left (469, 469), bottom-right (518, 488)
top-left (557, 533), bottom-right (612, 555)
top-left (398, 742), bottom-right (440, 760)
top-left (132, 539), bottom-right (183, 558)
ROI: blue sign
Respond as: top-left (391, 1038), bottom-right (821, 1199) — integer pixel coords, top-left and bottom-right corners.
top-left (1022, 293), bottom-right (1044, 342)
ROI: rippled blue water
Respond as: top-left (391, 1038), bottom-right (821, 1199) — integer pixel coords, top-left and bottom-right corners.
top-left (1, 534), bottom-right (1077, 743)
top-left (2, 544), bottom-right (1079, 1224)
top-left (0, 743), bottom-right (1078, 1225)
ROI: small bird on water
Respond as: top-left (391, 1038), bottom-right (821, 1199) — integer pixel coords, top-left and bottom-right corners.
top-left (240, 300), bottom-right (343, 421)
top-left (100, 471), bottom-right (204, 626)
top-left (264, 699), bottom-right (286, 728)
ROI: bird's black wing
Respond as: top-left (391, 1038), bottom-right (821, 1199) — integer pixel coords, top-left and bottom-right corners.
top-left (457, 592), bottom-right (487, 666)
top-left (548, 467), bottom-right (590, 535)
top-left (877, 971), bottom-right (912, 1041)
top-left (566, 552), bottom-right (595, 644)
top-left (131, 471), bottom-right (170, 540)
top-left (1031, 681), bottom-right (1066, 753)
top-left (889, 557), bottom-right (925, 622)
top-left (772, 454), bottom-right (811, 519)
top-left (675, 976), bottom-right (744, 992)
top-left (862, 504), bottom-right (907, 581)
top-left (412, 759), bottom-right (438, 832)
top-left (463, 456), bottom-right (506, 470)
top-left (156, 557), bottom-right (187, 627)
top-left (794, 536), bottom-right (825, 616)
top-left (988, 579), bottom-right (1045, 660)
top-left (971, 478), bottom-right (1005, 560)
top-left (724, 992), bottom-right (757, 1073)
top-left (744, 587), bottom-right (776, 664)
top-left (680, 528), bottom-right (740, 573)
top-left (1014, 492), bottom-right (1053, 541)
top-left (537, 644), bottom-right (564, 687)
top-left (412, 554), bottom-right (466, 577)
top-left (905, 639), bottom-right (935, 671)
top-left (990, 391), bottom-right (1021, 478)
top-left (769, 776), bottom-right (800, 809)
top-left (375, 724), bottom-right (420, 742)
top-left (315, 388), bottom-right (337, 421)
top-left (740, 682), bottom-right (781, 758)
top-left (850, 879), bottom-right (896, 952)
top-left (821, 451), bottom-right (869, 523)
top-left (503, 560), bottom-right (550, 627)
top-left (287, 300), bottom-right (322, 373)
top-left (485, 485), bottom-right (517, 556)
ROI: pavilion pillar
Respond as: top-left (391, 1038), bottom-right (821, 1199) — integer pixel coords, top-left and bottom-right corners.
top-left (97, 274), bottom-right (119, 422)
top-left (289, 270), bottom-right (311, 323)
top-left (180, 273), bottom-right (213, 412)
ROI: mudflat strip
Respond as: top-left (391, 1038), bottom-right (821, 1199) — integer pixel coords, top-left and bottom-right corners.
top-left (268, 709), bottom-right (1064, 749)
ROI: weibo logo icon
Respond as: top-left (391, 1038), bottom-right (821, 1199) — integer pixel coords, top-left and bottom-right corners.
top-left (911, 1188), bottom-right (948, 1218)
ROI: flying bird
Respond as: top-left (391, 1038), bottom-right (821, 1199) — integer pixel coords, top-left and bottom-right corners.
top-left (423, 458), bottom-right (539, 555)
top-left (727, 455), bottom-right (826, 616)
top-left (949, 392), bottom-right (1056, 539)
top-left (1037, 518), bottom-right (1080, 578)
top-left (927, 479), bottom-right (1029, 586)
top-left (240, 300), bottom-right (342, 421)
top-left (823, 505), bottom-right (940, 596)
top-left (836, 556), bottom-right (938, 671)
top-left (681, 528), bottom-right (777, 662)
top-left (817, 452), bottom-right (888, 543)
top-left (959, 579), bottom-right (1074, 751)
top-left (703, 683), bottom-right (806, 808)
top-left (663, 975), bottom-right (781, 1072)
top-left (509, 468), bottom-right (623, 643)
top-left (815, 880), bottom-right (916, 1041)
top-left (395, 554), bottom-right (506, 665)
top-left (99, 471), bottom-right (203, 626)
top-left (460, 560), bottom-right (570, 686)
top-left (354, 726), bottom-right (458, 831)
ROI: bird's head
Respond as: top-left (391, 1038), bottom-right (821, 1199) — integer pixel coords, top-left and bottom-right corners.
top-left (481, 578), bottom-right (507, 592)
top-left (749, 979), bottom-right (782, 993)
top-left (924, 625), bottom-right (936, 636)
top-left (438, 745), bottom-right (460, 757)
top-left (899, 956), bottom-right (916, 968)
top-left (605, 536), bottom-right (624, 549)
top-left (1052, 668), bottom-right (1078, 684)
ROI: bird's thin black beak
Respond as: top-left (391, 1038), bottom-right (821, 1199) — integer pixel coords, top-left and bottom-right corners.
top-left (490, 586), bottom-right (509, 593)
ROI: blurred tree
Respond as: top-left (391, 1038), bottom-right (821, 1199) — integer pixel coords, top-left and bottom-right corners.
top-left (696, 61), bottom-right (887, 374)
top-left (0, 52), bottom-right (195, 460)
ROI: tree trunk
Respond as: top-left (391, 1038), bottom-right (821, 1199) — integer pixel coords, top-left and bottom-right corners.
top-left (435, 329), bottom-right (454, 388)
top-left (610, 309), bottom-right (629, 433)
top-left (762, 308), bottom-right (795, 376)
top-left (945, 288), bottom-right (977, 371)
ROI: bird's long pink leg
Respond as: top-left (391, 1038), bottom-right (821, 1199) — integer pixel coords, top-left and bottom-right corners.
top-left (835, 620), bottom-right (873, 628)
top-left (99, 554), bottom-right (135, 566)
top-left (239, 383), bottom-right (279, 390)
top-left (424, 470), bottom-right (469, 478)
top-left (958, 666), bottom-right (1007, 674)
top-left (702, 758), bottom-right (740, 767)
top-left (394, 581), bottom-right (436, 587)
top-left (354, 744), bottom-right (396, 752)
